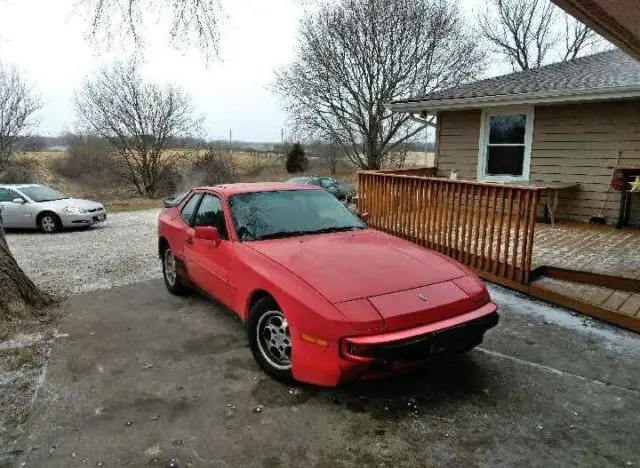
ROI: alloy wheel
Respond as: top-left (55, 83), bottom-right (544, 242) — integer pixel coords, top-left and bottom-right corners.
top-left (256, 310), bottom-right (292, 370)
top-left (163, 249), bottom-right (177, 286)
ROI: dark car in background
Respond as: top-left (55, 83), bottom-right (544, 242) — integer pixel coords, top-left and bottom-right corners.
top-left (286, 176), bottom-right (356, 203)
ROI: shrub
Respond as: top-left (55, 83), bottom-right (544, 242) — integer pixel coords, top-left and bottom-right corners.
top-left (155, 166), bottom-right (182, 197)
top-left (192, 148), bottom-right (234, 186)
top-left (285, 142), bottom-right (308, 173)
top-left (51, 135), bottom-right (118, 185)
top-left (0, 160), bottom-right (37, 184)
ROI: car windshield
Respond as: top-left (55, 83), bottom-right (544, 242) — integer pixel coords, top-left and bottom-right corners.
top-left (19, 185), bottom-right (69, 202)
top-left (229, 190), bottom-right (365, 241)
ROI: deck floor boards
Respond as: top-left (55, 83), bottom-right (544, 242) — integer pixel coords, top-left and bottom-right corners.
top-left (532, 222), bottom-right (640, 321)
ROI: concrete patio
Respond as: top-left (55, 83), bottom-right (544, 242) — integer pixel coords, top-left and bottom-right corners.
top-left (17, 280), bottom-right (640, 467)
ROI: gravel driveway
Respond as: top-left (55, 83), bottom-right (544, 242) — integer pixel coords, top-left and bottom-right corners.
top-left (6, 209), bottom-right (162, 297)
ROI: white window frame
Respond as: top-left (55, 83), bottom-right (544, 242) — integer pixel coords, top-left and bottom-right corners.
top-left (477, 106), bottom-right (534, 182)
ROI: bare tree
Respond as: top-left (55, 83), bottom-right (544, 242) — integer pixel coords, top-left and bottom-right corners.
top-left (0, 63), bottom-right (41, 168)
top-left (75, 60), bottom-right (201, 197)
top-left (0, 64), bottom-right (51, 320)
top-left (327, 141), bottom-right (338, 176)
top-left (79, 0), bottom-right (222, 61)
top-left (478, 0), bottom-right (604, 71)
top-left (0, 217), bottom-right (54, 320)
top-left (314, 138), bottom-right (340, 175)
top-left (273, 0), bottom-right (485, 170)
top-left (561, 14), bottom-right (601, 61)
top-left (0, 1), bottom-right (217, 321)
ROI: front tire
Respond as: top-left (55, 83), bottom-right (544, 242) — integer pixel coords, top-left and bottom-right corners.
top-left (248, 297), bottom-right (294, 383)
top-left (38, 212), bottom-right (61, 233)
top-left (162, 246), bottom-right (189, 295)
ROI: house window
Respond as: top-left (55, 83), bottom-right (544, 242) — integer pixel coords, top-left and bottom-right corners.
top-left (479, 107), bottom-right (533, 181)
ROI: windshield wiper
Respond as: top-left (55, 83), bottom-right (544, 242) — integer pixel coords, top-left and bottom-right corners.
top-left (255, 230), bottom-right (311, 240)
top-left (306, 226), bottom-right (365, 235)
top-left (254, 226), bottom-right (364, 241)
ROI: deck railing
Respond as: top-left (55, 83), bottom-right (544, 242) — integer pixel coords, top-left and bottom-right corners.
top-left (375, 167), bottom-right (438, 177)
top-left (358, 171), bottom-right (542, 286)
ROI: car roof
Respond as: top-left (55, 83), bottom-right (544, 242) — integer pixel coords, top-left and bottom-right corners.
top-left (196, 182), bottom-right (323, 196)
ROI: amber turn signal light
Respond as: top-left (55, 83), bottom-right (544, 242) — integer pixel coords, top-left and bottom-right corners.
top-left (300, 333), bottom-right (329, 348)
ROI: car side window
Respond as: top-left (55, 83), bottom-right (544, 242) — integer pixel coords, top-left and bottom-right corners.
top-left (0, 188), bottom-right (19, 202)
top-left (180, 194), bottom-right (202, 224)
top-left (193, 194), bottom-right (229, 239)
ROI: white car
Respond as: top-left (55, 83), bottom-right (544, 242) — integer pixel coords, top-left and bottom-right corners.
top-left (0, 184), bottom-right (107, 233)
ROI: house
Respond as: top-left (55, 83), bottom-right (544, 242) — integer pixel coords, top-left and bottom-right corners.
top-left (389, 49), bottom-right (640, 225)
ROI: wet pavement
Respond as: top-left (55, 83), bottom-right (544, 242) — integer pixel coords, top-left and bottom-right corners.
top-left (19, 281), bottom-right (640, 467)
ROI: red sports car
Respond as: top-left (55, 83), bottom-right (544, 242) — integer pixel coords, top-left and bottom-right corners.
top-left (157, 183), bottom-right (498, 387)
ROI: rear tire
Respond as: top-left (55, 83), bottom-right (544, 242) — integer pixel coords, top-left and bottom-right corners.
top-left (38, 212), bottom-right (61, 234)
top-left (247, 297), bottom-right (294, 383)
top-left (162, 246), bottom-right (189, 296)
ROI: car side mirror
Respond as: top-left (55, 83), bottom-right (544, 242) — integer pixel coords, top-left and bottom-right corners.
top-left (194, 226), bottom-right (220, 245)
top-left (12, 198), bottom-right (25, 204)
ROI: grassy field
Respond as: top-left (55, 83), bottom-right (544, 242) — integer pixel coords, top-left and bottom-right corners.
top-left (8, 149), bottom-right (434, 209)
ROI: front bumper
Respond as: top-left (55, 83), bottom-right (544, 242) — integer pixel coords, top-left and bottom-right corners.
top-left (338, 303), bottom-right (498, 382)
top-left (290, 302), bottom-right (498, 387)
top-left (60, 211), bottom-right (108, 227)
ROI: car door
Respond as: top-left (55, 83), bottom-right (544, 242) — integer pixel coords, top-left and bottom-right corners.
top-left (183, 193), bottom-right (234, 306)
top-left (0, 188), bottom-right (29, 228)
top-left (173, 192), bottom-right (202, 263)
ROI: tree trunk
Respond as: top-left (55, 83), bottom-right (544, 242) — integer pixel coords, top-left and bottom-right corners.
top-left (329, 144), bottom-right (338, 175)
top-left (0, 225), bottom-right (54, 320)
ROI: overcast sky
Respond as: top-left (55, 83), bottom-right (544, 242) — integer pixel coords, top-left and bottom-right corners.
top-left (0, 0), bottom-right (525, 142)
top-left (0, 0), bottom-right (307, 142)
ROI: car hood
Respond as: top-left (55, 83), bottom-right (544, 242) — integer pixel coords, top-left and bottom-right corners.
top-left (35, 198), bottom-right (104, 210)
top-left (246, 229), bottom-right (467, 304)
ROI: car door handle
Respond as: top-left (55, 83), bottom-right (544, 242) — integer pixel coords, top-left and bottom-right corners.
top-left (185, 236), bottom-right (193, 244)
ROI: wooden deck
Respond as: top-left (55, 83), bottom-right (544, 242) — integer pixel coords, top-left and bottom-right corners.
top-left (531, 221), bottom-right (640, 330)
top-left (368, 207), bottom-right (640, 330)
top-left (357, 169), bottom-right (640, 332)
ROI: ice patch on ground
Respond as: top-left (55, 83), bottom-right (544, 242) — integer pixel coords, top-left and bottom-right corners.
top-left (0, 333), bottom-right (44, 351)
top-left (488, 284), bottom-right (640, 353)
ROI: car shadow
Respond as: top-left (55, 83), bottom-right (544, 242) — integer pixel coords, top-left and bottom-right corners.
top-left (250, 351), bottom-right (493, 421)
top-left (3, 224), bottom-right (107, 235)
top-left (178, 290), bottom-right (494, 421)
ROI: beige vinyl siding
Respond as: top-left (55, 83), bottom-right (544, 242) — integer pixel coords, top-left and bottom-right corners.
top-left (531, 101), bottom-right (640, 224)
top-left (435, 110), bottom-right (481, 178)
top-left (435, 100), bottom-right (640, 224)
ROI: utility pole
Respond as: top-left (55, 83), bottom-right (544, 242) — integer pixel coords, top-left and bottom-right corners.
top-left (229, 129), bottom-right (232, 155)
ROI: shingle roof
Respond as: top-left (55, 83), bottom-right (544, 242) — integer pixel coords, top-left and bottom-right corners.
top-left (391, 49), bottom-right (640, 109)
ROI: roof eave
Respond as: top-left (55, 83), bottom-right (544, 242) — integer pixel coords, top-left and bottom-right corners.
top-left (388, 85), bottom-right (640, 113)
top-left (551, 0), bottom-right (640, 60)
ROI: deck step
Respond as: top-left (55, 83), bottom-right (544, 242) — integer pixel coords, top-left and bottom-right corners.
top-left (530, 276), bottom-right (640, 333)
